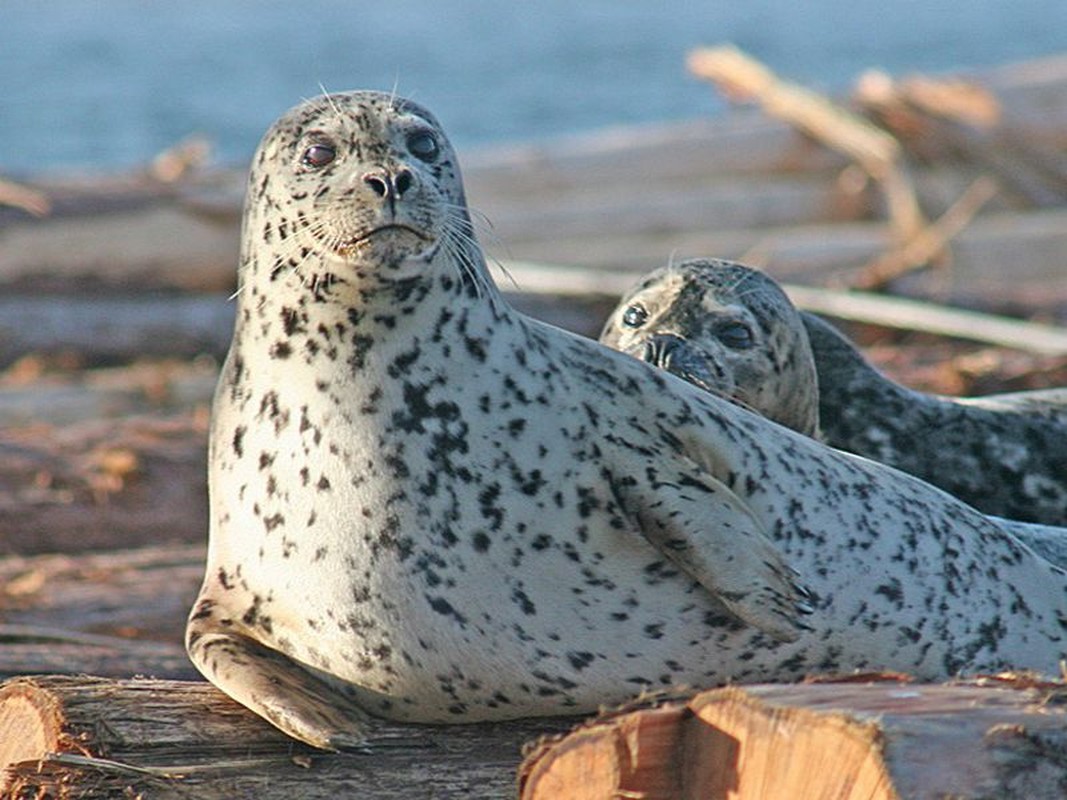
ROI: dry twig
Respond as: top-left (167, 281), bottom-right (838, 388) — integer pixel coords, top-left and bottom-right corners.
top-left (687, 45), bottom-right (925, 243)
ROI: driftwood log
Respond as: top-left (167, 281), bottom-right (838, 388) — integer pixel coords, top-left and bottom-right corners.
top-left (0, 675), bottom-right (569, 799)
top-left (2, 675), bottom-right (1066, 799)
top-left (4, 191), bottom-right (1066, 315)
top-left (520, 679), bottom-right (1067, 799)
top-left (0, 543), bottom-right (202, 679)
top-left (0, 260), bottom-right (1065, 381)
top-left (3, 55), bottom-right (1067, 323)
top-left (687, 44), bottom-right (926, 243)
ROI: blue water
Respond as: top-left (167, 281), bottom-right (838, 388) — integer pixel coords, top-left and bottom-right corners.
top-left (3, 0), bottom-right (1066, 172)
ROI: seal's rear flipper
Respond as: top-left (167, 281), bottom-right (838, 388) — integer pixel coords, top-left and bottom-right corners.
top-left (186, 625), bottom-right (371, 751)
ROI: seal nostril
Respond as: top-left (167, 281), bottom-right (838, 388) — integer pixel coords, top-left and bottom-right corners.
top-left (395, 170), bottom-right (413, 196)
top-left (642, 339), bottom-right (662, 365)
top-left (643, 334), bottom-right (681, 368)
top-left (364, 174), bottom-right (388, 197)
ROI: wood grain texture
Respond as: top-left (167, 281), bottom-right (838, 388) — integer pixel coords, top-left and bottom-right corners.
top-left (0, 675), bottom-right (570, 799)
top-left (520, 680), bottom-right (1067, 800)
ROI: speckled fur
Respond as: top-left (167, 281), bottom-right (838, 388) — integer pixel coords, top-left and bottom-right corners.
top-left (187, 94), bottom-right (1067, 750)
top-left (804, 312), bottom-right (1067, 525)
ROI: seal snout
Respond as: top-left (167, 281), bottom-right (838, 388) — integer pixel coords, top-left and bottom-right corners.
top-left (640, 332), bottom-right (728, 395)
top-left (363, 167), bottom-right (416, 203)
top-left (641, 333), bottom-right (687, 370)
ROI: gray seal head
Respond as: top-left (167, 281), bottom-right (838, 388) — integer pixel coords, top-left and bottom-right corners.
top-left (187, 93), bottom-right (1067, 750)
top-left (600, 258), bottom-right (820, 437)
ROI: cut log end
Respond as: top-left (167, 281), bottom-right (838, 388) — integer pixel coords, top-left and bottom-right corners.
top-left (519, 681), bottom-right (1067, 800)
top-left (0, 679), bottom-right (67, 792)
top-left (519, 686), bottom-right (897, 800)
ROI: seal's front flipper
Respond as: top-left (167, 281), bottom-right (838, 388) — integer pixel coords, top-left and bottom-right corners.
top-left (625, 461), bottom-right (813, 642)
top-left (187, 625), bottom-right (371, 751)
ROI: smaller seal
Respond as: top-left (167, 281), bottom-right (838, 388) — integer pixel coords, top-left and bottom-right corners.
top-left (599, 259), bottom-right (820, 437)
top-left (600, 258), bottom-right (1067, 527)
top-left (802, 312), bottom-right (1067, 525)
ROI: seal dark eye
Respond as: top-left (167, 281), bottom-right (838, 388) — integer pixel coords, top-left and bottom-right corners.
top-left (407, 131), bottom-right (439, 162)
top-left (301, 142), bottom-right (336, 168)
top-left (717, 321), bottom-right (755, 349)
top-left (622, 304), bottom-right (648, 328)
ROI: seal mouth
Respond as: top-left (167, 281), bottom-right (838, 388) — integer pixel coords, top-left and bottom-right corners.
top-left (337, 224), bottom-right (434, 254)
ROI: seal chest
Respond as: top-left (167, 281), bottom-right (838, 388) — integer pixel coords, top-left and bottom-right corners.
top-left (187, 93), bottom-right (1067, 750)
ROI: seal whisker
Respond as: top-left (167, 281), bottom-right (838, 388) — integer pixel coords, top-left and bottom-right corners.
top-left (440, 202), bottom-right (508, 253)
top-left (318, 85), bottom-right (348, 129)
top-left (440, 209), bottom-right (500, 302)
top-left (451, 205), bottom-right (518, 291)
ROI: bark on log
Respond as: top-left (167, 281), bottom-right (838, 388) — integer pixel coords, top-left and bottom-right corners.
top-left (0, 413), bottom-right (208, 555)
top-left (519, 679), bottom-right (1067, 799)
top-left (0, 675), bottom-right (570, 799)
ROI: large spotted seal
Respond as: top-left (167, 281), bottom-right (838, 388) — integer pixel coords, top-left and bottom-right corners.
top-left (600, 259), bottom-right (1067, 527)
top-left (187, 92), bottom-right (1067, 750)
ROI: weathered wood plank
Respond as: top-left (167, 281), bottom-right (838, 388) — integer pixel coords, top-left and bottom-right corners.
top-left (0, 675), bottom-right (571, 800)
top-left (492, 208), bottom-right (1067, 311)
top-left (0, 632), bottom-right (197, 682)
top-left (0, 290), bottom-right (612, 372)
top-left (0, 293), bottom-right (234, 368)
top-left (0, 414), bottom-right (208, 555)
top-left (0, 544), bottom-right (203, 646)
top-left (2, 173), bottom-right (1057, 301)
top-left (0, 357), bottom-right (218, 424)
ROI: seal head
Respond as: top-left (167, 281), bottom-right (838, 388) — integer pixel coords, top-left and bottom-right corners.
top-left (600, 259), bottom-right (820, 436)
top-left (601, 258), bottom-right (1067, 538)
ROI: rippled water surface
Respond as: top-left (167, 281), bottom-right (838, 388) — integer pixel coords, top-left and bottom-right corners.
top-left (3, 0), bottom-right (1066, 171)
